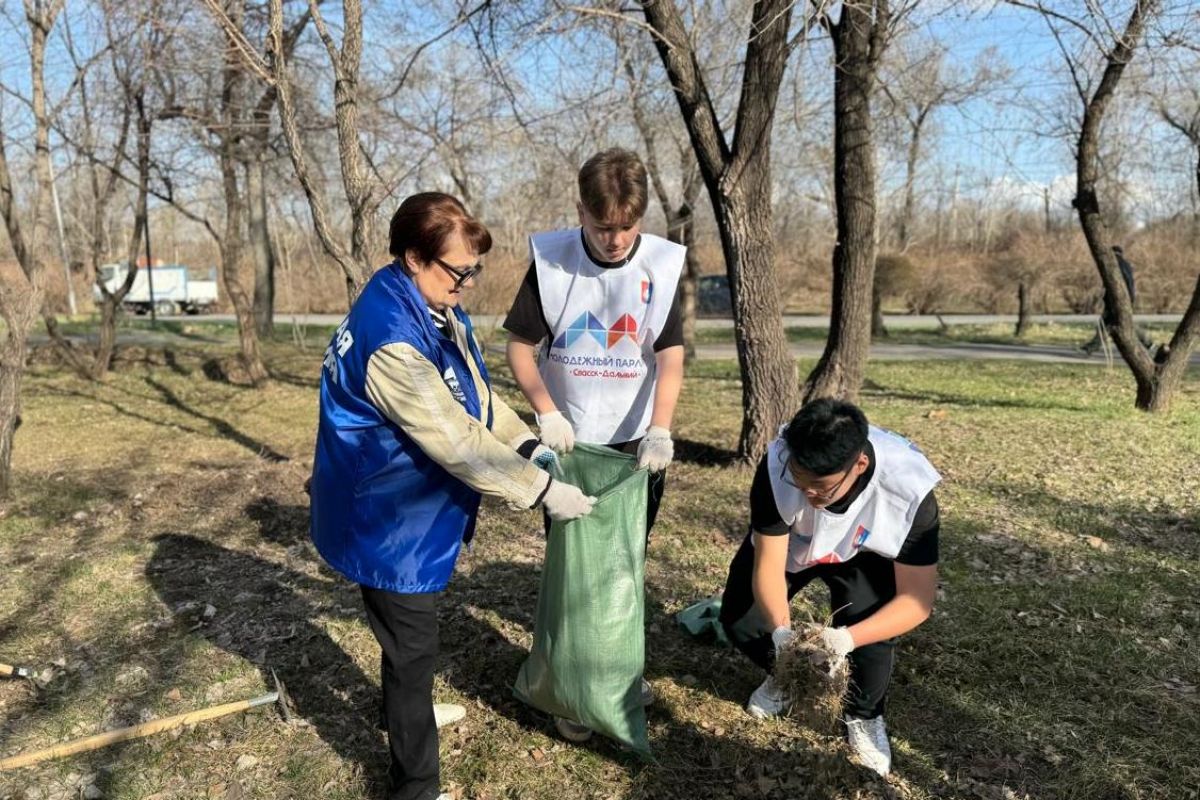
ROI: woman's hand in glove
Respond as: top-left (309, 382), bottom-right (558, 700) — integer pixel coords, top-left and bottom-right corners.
top-left (542, 479), bottom-right (596, 521)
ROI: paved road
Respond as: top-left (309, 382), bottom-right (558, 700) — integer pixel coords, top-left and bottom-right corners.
top-left (34, 314), bottom-right (1196, 365)
top-left (165, 312), bottom-right (1185, 329)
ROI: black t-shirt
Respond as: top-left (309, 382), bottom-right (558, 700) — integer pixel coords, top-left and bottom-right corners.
top-left (502, 231), bottom-right (684, 351)
top-left (749, 442), bottom-right (940, 567)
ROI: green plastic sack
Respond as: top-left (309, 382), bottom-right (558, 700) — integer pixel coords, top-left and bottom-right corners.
top-left (513, 443), bottom-right (650, 756)
top-left (675, 595), bottom-right (730, 647)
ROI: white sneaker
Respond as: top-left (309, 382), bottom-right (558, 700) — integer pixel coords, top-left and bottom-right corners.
top-left (640, 678), bottom-right (655, 707)
top-left (746, 674), bottom-right (788, 719)
top-left (845, 715), bottom-right (892, 776)
top-left (434, 703), bottom-right (466, 729)
top-left (554, 716), bottom-right (594, 742)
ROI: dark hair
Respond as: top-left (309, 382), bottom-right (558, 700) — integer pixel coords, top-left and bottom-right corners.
top-left (1112, 245), bottom-right (1124, 255)
top-left (782, 398), bottom-right (869, 476)
top-left (388, 192), bottom-right (492, 264)
top-left (577, 148), bottom-right (649, 223)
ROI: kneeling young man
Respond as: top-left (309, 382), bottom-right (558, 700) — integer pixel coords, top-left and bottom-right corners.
top-left (719, 399), bottom-right (941, 776)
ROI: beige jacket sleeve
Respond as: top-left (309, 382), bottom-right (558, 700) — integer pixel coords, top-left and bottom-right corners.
top-left (364, 342), bottom-right (551, 508)
top-left (469, 330), bottom-right (537, 449)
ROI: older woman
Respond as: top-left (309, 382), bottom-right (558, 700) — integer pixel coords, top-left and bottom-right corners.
top-left (310, 192), bottom-right (594, 800)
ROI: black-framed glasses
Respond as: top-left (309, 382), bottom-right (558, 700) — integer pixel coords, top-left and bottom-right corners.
top-left (433, 257), bottom-right (482, 289)
top-left (778, 451), bottom-right (859, 502)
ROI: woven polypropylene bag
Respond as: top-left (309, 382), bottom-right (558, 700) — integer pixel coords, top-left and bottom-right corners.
top-left (513, 443), bottom-right (650, 756)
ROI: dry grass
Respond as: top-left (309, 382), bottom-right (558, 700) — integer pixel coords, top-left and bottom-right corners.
top-left (0, 330), bottom-right (1197, 800)
top-left (773, 622), bottom-right (851, 736)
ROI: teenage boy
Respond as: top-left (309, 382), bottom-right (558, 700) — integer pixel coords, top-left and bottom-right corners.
top-left (718, 399), bottom-right (941, 776)
top-left (504, 147), bottom-right (686, 742)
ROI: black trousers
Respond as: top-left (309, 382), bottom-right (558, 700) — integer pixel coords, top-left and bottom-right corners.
top-left (361, 586), bottom-right (442, 800)
top-left (718, 533), bottom-right (898, 720)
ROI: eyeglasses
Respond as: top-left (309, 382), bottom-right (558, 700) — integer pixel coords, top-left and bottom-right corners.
top-left (778, 452), bottom-right (859, 502)
top-left (433, 257), bottom-right (482, 289)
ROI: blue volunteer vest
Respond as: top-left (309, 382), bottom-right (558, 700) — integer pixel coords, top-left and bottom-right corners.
top-left (310, 263), bottom-right (494, 593)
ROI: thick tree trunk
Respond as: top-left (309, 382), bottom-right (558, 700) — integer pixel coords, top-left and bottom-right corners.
top-left (248, 158), bottom-right (276, 338)
top-left (720, 180), bottom-right (799, 460)
top-left (1015, 281), bottom-right (1030, 338)
top-left (803, 2), bottom-right (882, 402)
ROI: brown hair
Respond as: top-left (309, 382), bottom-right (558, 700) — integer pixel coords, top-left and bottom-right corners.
top-left (388, 192), bottom-right (492, 264)
top-left (577, 148), bottom-right (649, 223)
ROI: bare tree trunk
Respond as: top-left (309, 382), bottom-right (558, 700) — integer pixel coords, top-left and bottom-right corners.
top-left (670, 207), bottom-right (701, 361)
top-left (1068, 0), bottom-right (1198, 412)
top-left (219, 0), bottom-right (268, 384)
top-left (721, 181), bottom-right (798, 456)
top-left (1015, 281), bottom-right (1030, 338)
top-left (0, 0), bottom-right (61, 496)
top-left (804, 0), bottom-right (889, 403)
top-left (641, 0), bottom-right (802, 461)
top-left (248, 157), bottom-right (276, 338)
top-left (871, 280), bottom-right (887, 339)
top-left (897, 116), bottom-right (924, 250)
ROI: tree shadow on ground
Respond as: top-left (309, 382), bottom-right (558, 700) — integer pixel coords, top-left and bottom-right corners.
top-left (142, 377), bottom-right (290, 462)
top-left (979, 478), bottom-right (1200, 561)
top-left (244, 497), bottom-right (311, 547)
top-left (860, 381), bottom-right (1089, 413)
top-left (674, 438), bottom-right (738, 467)
top-left (145, 534), bottom-right (387, 794)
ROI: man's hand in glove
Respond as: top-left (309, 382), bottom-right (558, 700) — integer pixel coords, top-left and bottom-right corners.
top-left (536, 410), bottom-right (575, 454)
top-left (771, 625), bottom-right (795, 652)
top-left (636, 426), bottom-right (673, 472)
top-left (541, 479), bottom-right (596, 521)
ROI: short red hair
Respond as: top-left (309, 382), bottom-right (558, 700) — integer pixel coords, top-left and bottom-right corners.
top-left (388, 192), bottom-right (492, 263)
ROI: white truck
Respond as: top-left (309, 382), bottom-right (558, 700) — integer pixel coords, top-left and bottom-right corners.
top-left (95, 263), bottom-right (219, 316)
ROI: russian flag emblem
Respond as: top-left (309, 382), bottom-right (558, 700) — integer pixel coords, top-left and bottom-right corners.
top-left (853, 524), bottom-right (871, 548)
top-left (640, 280), bottom-right (653, 303)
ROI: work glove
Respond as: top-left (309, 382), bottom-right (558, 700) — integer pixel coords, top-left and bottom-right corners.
top-left (636, 426), bottom-right (674, 472)
top-left (771, 625), bottom-right (795, 652)
top-left (536, 410), bottom-right (575, 454)
top-left (529, 443), bottom-right (559, 471)
top-left (541, 479), bottom-right (596, 521)
top-left (819, 626), bottom-right (855, 659)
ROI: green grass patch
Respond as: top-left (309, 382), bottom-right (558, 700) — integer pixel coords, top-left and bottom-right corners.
top-left (1, 329), bottom-right (1197, 799)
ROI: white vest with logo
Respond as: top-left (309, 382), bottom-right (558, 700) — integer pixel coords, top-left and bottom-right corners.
top-left (765, 426), bottom-right (941, 572)
top-left (532, 229), bottom-right (685, 444)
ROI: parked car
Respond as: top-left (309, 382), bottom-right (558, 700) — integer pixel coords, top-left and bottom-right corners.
top-left (95, 263), bottom-right (219, 315)
top-left (697, 273), bottom-right (732, 317)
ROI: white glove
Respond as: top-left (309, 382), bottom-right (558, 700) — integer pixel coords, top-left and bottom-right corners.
top-left (541, 479), bottom-right (596, 521)
top-left (636, 426), bottom-right (673, 472)
top-left (819, 626), bottom-right (855, 659)
top-left (771, 625), bottom-right (795, 651)
top-left (529, 443), bottom-right (559, 471)
top-left (536, 410), bottom-right (575, 454)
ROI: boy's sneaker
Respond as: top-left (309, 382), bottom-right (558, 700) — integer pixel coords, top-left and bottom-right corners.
top-left (640, 678), bottom-right (655, 707)
top-left (845, 715), bottom-right (892, 776)
top-left (554, 716), bottom-right (594, 742)
top-left (746, 674), bottom-right (788, 719)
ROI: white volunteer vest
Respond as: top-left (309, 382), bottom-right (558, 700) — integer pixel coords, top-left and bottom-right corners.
top-left (532, 229), bottom-right (685, 444)
top-left (765, 426), bottom-right (941, 572)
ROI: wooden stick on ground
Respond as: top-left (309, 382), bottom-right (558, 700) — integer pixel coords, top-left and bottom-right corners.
top-left (0, 663), bottom-right (32, 680)
top-left (0, 690), bottom-right (280, 770)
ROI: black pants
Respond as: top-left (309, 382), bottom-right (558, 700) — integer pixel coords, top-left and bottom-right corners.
top-left (718, 534), bottom-right (897, 720)
top-left (361, 586), bottom-right (441, 800)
